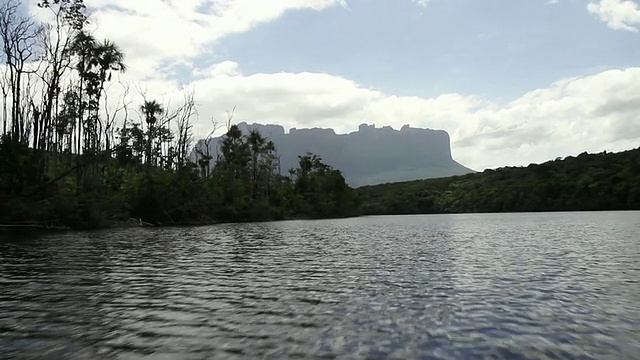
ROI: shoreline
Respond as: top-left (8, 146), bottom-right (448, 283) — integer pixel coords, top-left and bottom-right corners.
top-left (0, 213), bottom-right (360, 234)
top-left (3, 208), bottom-right (639, 235)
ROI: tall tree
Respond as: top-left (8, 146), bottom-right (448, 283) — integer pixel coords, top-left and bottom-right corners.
top-left (140, 99), bottom-right (163, 166)
top-left (35, 0), bottom-right (78, 152)
top-left (69, 30), bottom-right (94, 154)
top-left (218, 124), bottom-right (249, 180)
top-left (92, 39), bottom-right (126, 150)
top-left (0, 0), bottom-right (42, 143)
top-left (37, 0), bottom-right (87, 31)
top-left (247, 128), bottom-right (265, 199)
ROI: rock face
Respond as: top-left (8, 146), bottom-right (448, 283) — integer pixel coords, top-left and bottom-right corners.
top-left (194, 122), bottom-right (474, 186)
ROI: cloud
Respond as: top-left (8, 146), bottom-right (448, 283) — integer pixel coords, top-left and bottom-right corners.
top-left (122, 63), bottom-right (639, 171)
top-left (448, 68), bottom-right (640, 169)
top-left (587, 0), bottom-right (640, 31)
top-left (26, 0), bottom-right (349, 80)
top-left (412, 0), bottom-right (431, 6)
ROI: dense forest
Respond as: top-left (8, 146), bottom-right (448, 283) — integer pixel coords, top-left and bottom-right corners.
top-left (0, 0), bottom-right (357, 230)
top-left (357, 148), bottom-right (640, 215)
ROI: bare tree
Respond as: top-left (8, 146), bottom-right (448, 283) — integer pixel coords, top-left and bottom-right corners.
top-left (35, 3), bottom-right (76, 151)
top-left (0, 63), bottom-right (8, 135)
top-left (102, 80), bottom-right (132, 152)
top-left (0, 0), bottom-right (43, 143)
top-left (173, 89), bottom-right (198, 170)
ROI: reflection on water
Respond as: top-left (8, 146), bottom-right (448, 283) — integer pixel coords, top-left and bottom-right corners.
top-left (1, 212), bottom-right (639, 359)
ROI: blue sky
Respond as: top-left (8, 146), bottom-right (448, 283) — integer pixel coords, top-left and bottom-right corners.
top-left (215, 0), bottom-right (639, 100)
top-left (31, 0), bottom-right (640, 170)
top-left (216, 0), bottom-right (640, 100)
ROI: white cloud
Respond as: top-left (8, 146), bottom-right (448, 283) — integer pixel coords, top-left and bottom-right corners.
top-left (412, 0), bottom-right (431, 6)
top-left (129, 63), bottom-right (639, 171)
top-left (588, 0), bottom-right (640, 32)
top-left (26, 0), bottom-right (349, 80)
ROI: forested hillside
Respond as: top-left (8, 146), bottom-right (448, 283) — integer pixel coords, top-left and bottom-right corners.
top-left (357, 148), bottom-right (640, 215)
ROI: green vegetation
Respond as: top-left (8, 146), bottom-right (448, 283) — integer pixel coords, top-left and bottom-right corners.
top-left (357, 148), bottom-right (640, 215)
top-left (0, 117), bottom-right (358, 229)
top-left (0, 0), bottom-right (357, 230)
top-left (355, 166), bottom-right (472, 188)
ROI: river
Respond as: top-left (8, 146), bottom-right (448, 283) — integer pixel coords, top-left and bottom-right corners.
top-left (1, 212), bottom-right (639, 359)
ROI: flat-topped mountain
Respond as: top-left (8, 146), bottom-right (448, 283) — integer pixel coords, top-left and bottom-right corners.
top-left (195, 122), bottom-right (473, 186)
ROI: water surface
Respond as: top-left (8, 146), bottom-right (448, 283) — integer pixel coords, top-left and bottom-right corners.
top-left (1, 212), bottom-right (639, 359)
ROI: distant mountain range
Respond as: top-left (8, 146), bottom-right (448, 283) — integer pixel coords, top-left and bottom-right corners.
top-left (194, 122), bottom-right (474, 186)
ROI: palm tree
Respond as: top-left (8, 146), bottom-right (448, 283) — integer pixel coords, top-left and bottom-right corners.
top-left (141, 100), bottom-right (163, 126)
top-left (70, 31), bottom-right (96, 155)
top-left (93, 40), bottom-right (126, 150)
top-left (140, 100), bottom-right (163, 167)
top-left (95, 40), bottom-right (126, 83)
top-left (70, 31), bottom-right (96, 77)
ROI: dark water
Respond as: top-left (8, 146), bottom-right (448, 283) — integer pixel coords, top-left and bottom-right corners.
top-left (1, 212), bottom-right (639, 359)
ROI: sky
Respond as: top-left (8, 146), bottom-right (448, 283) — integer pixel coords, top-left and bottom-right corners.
top-left (28, 0), bottom-right (640, 171)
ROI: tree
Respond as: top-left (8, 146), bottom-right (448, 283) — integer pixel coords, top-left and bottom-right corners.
top-left (92, 39), bottom-right (126, 150)
top-left (218, 124), bottom-right (249, 180)
top-left (247, 128), bottom-right (266, 199)
top-left (69, 30), bottom-right (95, 154)
top-left (173, 90), bottom-right (197, 170)
top-left (0, 0), bottom-right (43, 143)
top-left (140, 99), bottom-right (163, 166)
top-left (35, 0), bottom-right (79, 152)
top-left (290, 153), bottom-right (356, 218)
top-left (37, 0), bottom-right (87, 31)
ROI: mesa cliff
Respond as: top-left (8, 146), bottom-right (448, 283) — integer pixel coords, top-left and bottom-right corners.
top-left (195, 122), bottom-right (474, 186)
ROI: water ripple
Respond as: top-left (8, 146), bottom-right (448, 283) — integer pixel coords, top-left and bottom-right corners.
top-left (1, 211), bottom-right (639, 359)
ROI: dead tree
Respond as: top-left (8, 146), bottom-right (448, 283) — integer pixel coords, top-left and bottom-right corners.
top-left (102, 80), bottom-right (132, 152)
top-left (0, 0), bottom-right (43, 143)
top-left (174, 89), bottom-right (198, 170)
top-left (36, 3), bottom-right (76, 152)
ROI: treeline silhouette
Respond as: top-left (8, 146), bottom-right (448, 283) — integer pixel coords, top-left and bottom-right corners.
top-left (0, 0), bottom-right (357, 229)
top-left (357, 148), bottom-right (640, 215)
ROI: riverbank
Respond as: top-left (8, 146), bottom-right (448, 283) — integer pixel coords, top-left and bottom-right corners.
top-left (0, 212), bottom-right (362, 234)
top-left (1, 132), bottom-right (359, 233)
